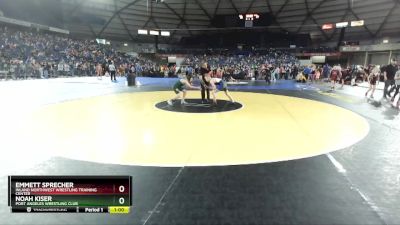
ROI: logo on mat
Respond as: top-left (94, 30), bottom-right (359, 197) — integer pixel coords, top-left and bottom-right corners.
top-left (155, 99), bottom-right (242, 113)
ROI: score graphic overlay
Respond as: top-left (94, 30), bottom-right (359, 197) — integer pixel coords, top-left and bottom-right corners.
top-left (8, 176), bottom-right (131, 214)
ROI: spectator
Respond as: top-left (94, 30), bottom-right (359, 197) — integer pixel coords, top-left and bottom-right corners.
top-left (109, 61), bottom-right (116, 82)
top-left (384, 58), bottom-right (398, 100)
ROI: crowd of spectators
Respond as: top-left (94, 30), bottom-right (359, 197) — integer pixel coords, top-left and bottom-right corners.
top-left (0, 26), bottom-right (164, 79)
top-left (182, 51), bottom-right (299, 80)
top-left (294, 63), bottom-right (397, 84)
top-left (0, 26), bottom-right (302, 80)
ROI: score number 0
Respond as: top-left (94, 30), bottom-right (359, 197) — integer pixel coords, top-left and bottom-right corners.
top-left (109, 185), bottom-right (130, 214)
top-left (118, 185), bottom-right (125, 205)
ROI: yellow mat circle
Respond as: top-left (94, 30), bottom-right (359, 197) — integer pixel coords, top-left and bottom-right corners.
top-left (3, 91), bottom-right (369, 167)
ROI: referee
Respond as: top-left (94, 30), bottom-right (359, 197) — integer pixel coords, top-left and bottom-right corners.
top-left (200, 62), bottom-right (211, 103)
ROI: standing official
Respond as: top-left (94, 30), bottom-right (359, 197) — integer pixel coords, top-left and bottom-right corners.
top-left (383, 58), bottom-right (398, 100)
top-left (200, 62), bottom-right (211, 103)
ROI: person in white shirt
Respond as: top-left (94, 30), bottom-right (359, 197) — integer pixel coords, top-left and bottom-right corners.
top-left (108, 61), bottom-right (116, 82)
top-left (57, 62), bottom-right (64, 76)
top-left (271, 67), bottom-right (279, 82)
top-left (64, 63), bottom-right (70, 76)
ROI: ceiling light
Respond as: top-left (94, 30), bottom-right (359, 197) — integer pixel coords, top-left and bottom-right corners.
top-left (351, 20), bottom-right (364, 27)
top-left (149, 30), bottom-right (159, 36)
top-left (138, 29), bottom-right (148, 35)
top-left (161, 31), bottom-right (170, 36)
top-left (336, 22), bottom-right (349, 28)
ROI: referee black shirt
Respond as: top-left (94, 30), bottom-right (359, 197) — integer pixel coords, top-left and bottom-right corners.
top-left (200, 67), bottom-right (210, 76)
top-left (385, 64), bottom-right (398, 80)
top-left (200, 67), bottom-right (210, 83)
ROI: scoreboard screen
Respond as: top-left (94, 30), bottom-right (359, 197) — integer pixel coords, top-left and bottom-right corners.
top-left (239, 14), bottom-right (260, 21)
top-left (211, 13), bottom-right (273, 28)
top-left (8, 176), bottom-right (132, 214)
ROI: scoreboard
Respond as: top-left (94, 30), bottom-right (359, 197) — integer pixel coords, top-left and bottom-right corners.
top-left (8, 176), bottom-right (131, 214)
top-left (239, 14), bottom-right (260, 28)
top-left (211, 13), bottom-right (273, 28)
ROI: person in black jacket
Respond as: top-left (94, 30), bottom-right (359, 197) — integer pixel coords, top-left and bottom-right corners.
top-left (200, 62), bottom-right (211, 103)
top-left (383, 58), bottom-right (398, 99)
